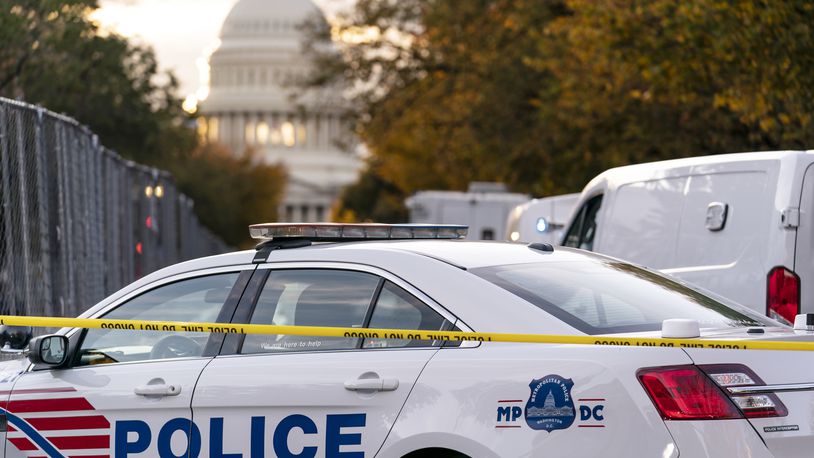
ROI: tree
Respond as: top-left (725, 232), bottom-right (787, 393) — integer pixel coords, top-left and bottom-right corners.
top-left (172, 144), bottom-right (286, 248)
top-left (306, 0), bottom-right (570, 221)
top-left (534, 0), bottom-right (814, 169)
top-left (0, 0), bottom-right (196, 165)
top-left (308, 0), bottom-right (814, 222)
top-left (0, 1), bottom-right (91, 94)
top-left (0, 1), bottom-right (287, 245)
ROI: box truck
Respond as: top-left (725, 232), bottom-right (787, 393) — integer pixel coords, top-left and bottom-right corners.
top-left (406, 182), bottom-right (529, 241)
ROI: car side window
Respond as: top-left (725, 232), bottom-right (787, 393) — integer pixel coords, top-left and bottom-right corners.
top-left (77, 273), bottom-right (240, 366)
top-left (241, 269), bottom-right (380, 354)
top-left (563, 194), bottom-right (602, 250)
top-left (363, 281), bottom-right (447, 349)
top-left (563, 204), bottom-right (586, 247)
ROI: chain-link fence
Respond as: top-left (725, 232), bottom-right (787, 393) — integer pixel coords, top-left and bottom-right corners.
top-left (0, 97), bottom-right (229, 320)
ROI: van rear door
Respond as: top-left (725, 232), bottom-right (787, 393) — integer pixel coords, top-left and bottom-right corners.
top-left (670, 171), bottom-right (771, 311)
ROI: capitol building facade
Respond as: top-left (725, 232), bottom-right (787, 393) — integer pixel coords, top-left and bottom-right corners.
top-left (197, 0), bottom-right (361, 222)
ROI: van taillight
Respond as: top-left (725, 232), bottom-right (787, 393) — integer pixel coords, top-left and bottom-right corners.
top-left (637, 365), bottom-right (742, 420)
top-left (767, 266), bottom-right (799, 325)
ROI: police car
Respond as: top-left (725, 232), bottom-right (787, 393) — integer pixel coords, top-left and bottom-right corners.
top-left (1, 223), bottom-right (813, 458)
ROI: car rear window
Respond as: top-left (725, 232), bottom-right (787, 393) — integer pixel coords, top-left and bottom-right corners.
top-left (472, 259), bottom-right (776, 334)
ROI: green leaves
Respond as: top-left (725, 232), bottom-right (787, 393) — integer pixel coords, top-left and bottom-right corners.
top-left (0, 1), bottom-right (285, 246)
top-left (171, 144), bottom-right (286, 248)
top-left (0, 0), bottom-right (194, 165)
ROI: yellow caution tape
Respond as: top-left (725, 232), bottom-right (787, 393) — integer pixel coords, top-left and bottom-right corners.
top-left (2, 315), bottom-right (814, 351)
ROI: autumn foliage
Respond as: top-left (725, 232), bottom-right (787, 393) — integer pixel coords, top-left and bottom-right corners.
top-left (307, 0), bottom-right (814, 221)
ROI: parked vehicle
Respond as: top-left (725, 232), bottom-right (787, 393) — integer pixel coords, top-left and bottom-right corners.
top-left (505, 193), bottom-right (580, 244)
top-left (562, 150), bottom-right (814, 324)
top-left (406, 182), bottom-right (529, 240)
top-left (3, 223), bottom-right (813, 457)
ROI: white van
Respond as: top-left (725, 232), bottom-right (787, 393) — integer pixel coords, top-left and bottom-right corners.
top-left (562, 150), bottom-right (814, 325)
top-left (504, 193), bottom-right (579, 244)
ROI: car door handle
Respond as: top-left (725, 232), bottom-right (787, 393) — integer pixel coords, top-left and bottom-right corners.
top-left (344, 377), bottom-right (399, 392)
top-left (134, 384), bottom-right (182, 397)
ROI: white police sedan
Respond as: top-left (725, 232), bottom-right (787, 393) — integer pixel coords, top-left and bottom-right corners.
top-left (1, 223), bottom-right (813, 458)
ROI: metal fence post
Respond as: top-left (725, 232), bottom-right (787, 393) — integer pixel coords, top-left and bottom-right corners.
top-left (0, 103), bottom-right (15, 315)
top-left (33, 108), bottom-right (54, 317)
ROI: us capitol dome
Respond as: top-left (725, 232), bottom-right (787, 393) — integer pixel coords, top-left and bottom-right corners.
top-left (197, 0), bottom-right (361, 222)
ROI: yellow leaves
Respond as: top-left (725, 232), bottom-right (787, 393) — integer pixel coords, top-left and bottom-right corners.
top-left (331, 25), bottom-right (382, 45)
top-left (712, 93), bottom-right (727, 109)
top-left (758, 117), bottom-right (776, 133)
top-left (628, 89), bottom-right (652, 102)
top-left (331, 0), bottom-right (814, 222)
top-left (331, 206), bottom-right (359, 223)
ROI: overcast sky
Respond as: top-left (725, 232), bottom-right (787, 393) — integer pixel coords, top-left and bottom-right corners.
top-left (92, 0), bottom-right (352, 105)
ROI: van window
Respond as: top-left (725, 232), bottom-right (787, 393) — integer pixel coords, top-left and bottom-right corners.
top-left (472, 258), bottom-right (775, 334)
top-left (563, 195), bottom-right (602, 250)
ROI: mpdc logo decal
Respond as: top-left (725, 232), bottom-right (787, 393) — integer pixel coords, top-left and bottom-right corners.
top-left (524, 374), bottom-right (576, 432)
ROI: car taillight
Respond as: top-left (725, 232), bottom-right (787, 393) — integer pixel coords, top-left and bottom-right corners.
top-left (638, 364), bottom-right (788, 421)
top-left (767, 266), bottom-right (799, 325)
top-left (637, 365), bottom-right (742, 420)
top-left (699, 364), bottom-right (787, 419)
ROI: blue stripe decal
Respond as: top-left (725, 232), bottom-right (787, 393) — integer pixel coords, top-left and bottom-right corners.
top-left (0, 406), bottom-right (66, 458)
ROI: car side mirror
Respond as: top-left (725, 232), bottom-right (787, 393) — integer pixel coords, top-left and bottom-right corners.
top-left (28, 335), bottom-right (69, 366)
top-left (0, 325), bottom-right (33, 353)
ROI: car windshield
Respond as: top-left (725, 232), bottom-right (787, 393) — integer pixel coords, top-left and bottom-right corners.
top-left (472, 259), bottom-right (778, 334)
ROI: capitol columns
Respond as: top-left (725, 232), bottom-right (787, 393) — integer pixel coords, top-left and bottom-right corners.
top-left (306, 113), bottom-right (317, 150)
top-left (319, 114), bottom-right (329, 151)
top-left (234, 112), bottom-right (246, 155)
top-left (220, 113), bottom-right (232, 149)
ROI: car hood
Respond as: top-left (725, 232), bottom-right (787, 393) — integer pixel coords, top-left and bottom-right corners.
top-left (0, 356), bottom-right (30, 386)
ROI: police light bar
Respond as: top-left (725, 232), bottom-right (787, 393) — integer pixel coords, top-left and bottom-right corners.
top-left (249, 223), bottom-right (468, 241)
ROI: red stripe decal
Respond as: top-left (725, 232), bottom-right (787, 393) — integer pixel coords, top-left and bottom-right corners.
top-left (27, 415), bottom-right (110, 430)
top-left (7, 425), bottom-right (16, 432)
top-left (8, 437), bottom-right (38, 450)
top-left (8, 397), bottom-right (94, 413)
top-left (48, 435), bottom-right (109, 449)
top-left (0, 387), bottom-right (77, 396)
